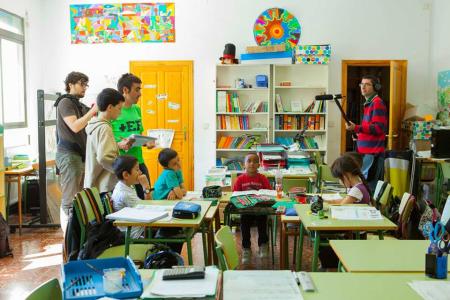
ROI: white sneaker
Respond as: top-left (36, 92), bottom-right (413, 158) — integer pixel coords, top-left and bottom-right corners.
top-left (241, 248), bottom-right (252, 264)
top-left (259, 243), bottom-right (269, 258)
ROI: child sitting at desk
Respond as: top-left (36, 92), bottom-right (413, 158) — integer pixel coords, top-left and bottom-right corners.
top-left (329, 155), bottom-right (371, 205)
top-left (153, 148), bottom-right (187, 200)
top-left (111, 155), bottom-right (151, 238)
top-left (233, 153), bottom-right (272, 263)
top-left (152, 148), bottom-right (186, 253)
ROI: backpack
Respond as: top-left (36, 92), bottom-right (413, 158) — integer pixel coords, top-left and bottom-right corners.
top-left (0, 213), bottom-right (13, 258)
top-left (143, 244), bottom-right (184, 269)
top-left (397, 194), bottom-right (422, 239)
top-left (202, 185), bottom-right (222, 198)
top-left (77, 219), bottom-right (125, 260)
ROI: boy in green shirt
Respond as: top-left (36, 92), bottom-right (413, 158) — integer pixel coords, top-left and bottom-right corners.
top-left (112, 73), bottom-right (155, 199)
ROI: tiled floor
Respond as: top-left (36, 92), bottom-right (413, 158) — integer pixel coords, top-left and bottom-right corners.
top-left (0, 225), bottom-right (313, 299)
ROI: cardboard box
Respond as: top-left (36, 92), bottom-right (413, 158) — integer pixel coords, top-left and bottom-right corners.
top-left (246, 44), bottom-right (286, 54)
top-left (294, 44), bottom-right (331, 65)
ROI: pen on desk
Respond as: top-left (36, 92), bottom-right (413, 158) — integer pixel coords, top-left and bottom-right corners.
top-left (292, 272), bottom-right (300, 285)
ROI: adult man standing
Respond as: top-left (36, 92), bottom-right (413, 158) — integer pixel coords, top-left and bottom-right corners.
top-left (345, 75), bottom-right (387, 192)
top-left (55, 72), bottom-right (97, 232)
top-left (112, 73), bottom-right (154, 199)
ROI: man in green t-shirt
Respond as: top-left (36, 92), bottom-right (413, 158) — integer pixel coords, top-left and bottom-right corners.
top-left (112, 73), bottom-right (155, 199)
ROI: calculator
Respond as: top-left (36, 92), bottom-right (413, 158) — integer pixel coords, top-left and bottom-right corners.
top-left (162, 266), bottom-right (206, 280)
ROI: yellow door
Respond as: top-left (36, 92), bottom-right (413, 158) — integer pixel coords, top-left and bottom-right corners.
top-left (388, 60), bottom-right (407, 150)
top-left (130, 61), bottom-right (194, 190)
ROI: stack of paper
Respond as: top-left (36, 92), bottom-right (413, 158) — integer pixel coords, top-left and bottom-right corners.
top-left (142, 266), bottom-right (219, 298)
top-left (106, 206), bottom-right (169, 222)
top-left (330, 206), bottom-right (383, 220)
top-left (321, 194), bottom-right (343, 202)
top-left (183, 191), bottom-right (202, 200)
top-left (223, 270), bottom-right (302, 300)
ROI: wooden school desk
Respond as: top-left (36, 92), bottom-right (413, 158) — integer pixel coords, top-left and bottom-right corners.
top-left (114, 200), bottom-right (211, 265)
top-left (330, 239), bottom-right (450, 273)
top-left (294, 204), bottom-right (397, 271)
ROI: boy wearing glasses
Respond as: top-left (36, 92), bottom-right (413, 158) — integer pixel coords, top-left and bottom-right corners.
top-left (345, 74), bottom-right (387, 192)
top-left (55, 71), bottom-right (98, 233)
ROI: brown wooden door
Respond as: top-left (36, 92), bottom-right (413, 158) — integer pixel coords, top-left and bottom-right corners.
top-left (130, 61), bottom-right (194, 190)
top-left (388, 60), bottom-right (407, 150)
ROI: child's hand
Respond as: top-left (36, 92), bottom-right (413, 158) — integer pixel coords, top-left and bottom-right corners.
top-left (145, 140), bottom-right (156, 149)
top-left (118, 138), bottom-right (134, 150)
top-left (181, 188), bottom-right (187, 196)
top-left (167, 190), bottom-right (177, 200)
top-left (138, 174), bottom-right (150, 188)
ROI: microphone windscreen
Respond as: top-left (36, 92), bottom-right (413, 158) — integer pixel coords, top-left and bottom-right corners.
top-left (315, 94), bottom-right (334, 100)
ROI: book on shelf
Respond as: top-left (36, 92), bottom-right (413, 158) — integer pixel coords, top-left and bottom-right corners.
top-left (217, 92), bottom-right (242, 113)
top-left (217, 91), bottom-right (227, 112)
top-left (217, 115), bottom-right (250, 130)
top-left (242, 101), bottom-right (268, 113)
top-left (217, 134), bottom-right (261, 149)
top-left (275, 94), bottom-right (284, 112)
top-left (275, 115), bottom-right (325, 130)
top-left (274, 136), bottom-right (321, 150)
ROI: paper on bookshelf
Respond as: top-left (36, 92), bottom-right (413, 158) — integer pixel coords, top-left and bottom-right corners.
top-left (231, 189), bottom-right (277, 197)
top-left (106, 206), bottom-right (169, 223)
top-left (223, 270), bottom-right (302, 300)
top-left (276, 94), bottom-right (284, 112)
top-left (291, 100), bottom-right (302, 112)
top-left (143, 266), bottom-right (219, 298)
top-left (330, 206), bottom-right (383, 220)
top-left (408, 280), bottom-right (450, 300)
top-left (148, 129), bottom-right (174, 148)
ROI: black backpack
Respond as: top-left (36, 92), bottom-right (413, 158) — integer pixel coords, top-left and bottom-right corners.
top-left (77, 219), bottom-right (125, 260)
top-left (0, 213), bottom-right (13, 258)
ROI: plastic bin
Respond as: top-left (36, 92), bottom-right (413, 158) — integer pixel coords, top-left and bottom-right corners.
top-left (61, 256), bottom-right (143, 300)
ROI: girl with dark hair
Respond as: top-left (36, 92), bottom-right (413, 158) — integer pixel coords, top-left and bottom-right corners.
top-left (329, 155), bottom-right (372, 205)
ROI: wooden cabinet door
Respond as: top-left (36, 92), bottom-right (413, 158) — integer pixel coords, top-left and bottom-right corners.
top-left (388, 60), bottom-right (407, 150)
top-left (130, 61), bottom-right (193, 190)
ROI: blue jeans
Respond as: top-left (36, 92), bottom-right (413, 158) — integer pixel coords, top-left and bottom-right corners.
top-left (361, 154), bottom-right (375, 179)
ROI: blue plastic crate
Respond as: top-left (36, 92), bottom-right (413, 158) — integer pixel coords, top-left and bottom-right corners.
top-left (62, 256), bottom-right (143, 300)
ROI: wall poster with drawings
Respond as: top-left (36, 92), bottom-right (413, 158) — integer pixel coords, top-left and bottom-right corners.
top-left (148, 129), bottom-right (174, 148)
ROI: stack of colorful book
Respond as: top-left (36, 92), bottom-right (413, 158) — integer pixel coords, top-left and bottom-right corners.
top-left (217, 135), bottom-right (260, 149)
top-left (217, 115), bottom-right (250, 130)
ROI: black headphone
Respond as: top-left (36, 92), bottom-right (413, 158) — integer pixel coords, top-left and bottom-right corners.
top-left (372, 77), bottom-right (382, 91)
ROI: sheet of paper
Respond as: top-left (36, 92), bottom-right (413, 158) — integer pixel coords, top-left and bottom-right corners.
top-left (330, 206), bottom-right (383, 220)
top-left (408, 280), bottom-right (450, 300)
top-left (223, 271), bottom-right (303, 300)
top-left (128, 134), bottom-right (156, 147)
top-left (106, 207), bottom-right (169, 222)
top-left (183, 191), bottom-right (202, 200)
top-left (321, 194), bottom-right (343, 202)
top-left (141, 266), bottom-right (219, 298)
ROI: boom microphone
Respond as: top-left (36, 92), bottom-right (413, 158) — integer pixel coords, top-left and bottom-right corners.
top-left (314, 94), bottom-right (342, 100)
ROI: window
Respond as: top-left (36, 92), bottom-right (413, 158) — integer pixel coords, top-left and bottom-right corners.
top-left (0, 8), bottom-right (26, 129)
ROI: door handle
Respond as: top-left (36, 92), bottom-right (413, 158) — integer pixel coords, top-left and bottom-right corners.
top-left (385, 134), bottom-right (399, 138)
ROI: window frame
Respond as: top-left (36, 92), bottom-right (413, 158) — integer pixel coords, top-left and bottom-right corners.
top-left (0, 8), bottom-right (27, 129)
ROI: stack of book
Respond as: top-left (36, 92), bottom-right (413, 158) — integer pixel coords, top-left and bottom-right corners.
top-left (242, 101), bottom-right (268, 113)
top-left (275, 136), bottom-right (320, 150)
top-left (304, 100), bottom-right (326, 113)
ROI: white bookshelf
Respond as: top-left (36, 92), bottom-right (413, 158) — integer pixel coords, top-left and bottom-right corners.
top-left (215, 63), bottom-right (329, 168)
top-left (272, 64), bottom-right (329, 161)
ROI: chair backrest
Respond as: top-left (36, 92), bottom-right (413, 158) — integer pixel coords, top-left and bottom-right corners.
top-left (373, 180), bottom-right (393, 213)
top-left (319, 164), bottom-right (337, 182)
top-left (25, 278), bottom-right (62, 300)
top-left (282, 178), bottom-right (309, 194)
top-left (102, 192), bottom-right (115, 214)
top-left (73, 187), bottom-right (105, 246)
top-left (214, 225), bottom-right (239, 270)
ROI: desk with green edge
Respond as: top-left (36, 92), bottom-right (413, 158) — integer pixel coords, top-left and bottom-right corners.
top-left (330, 239), bottom-right (450, 273)
top-left (301, 273), bottom-right (448, 300)
top-left (114, 200), bottom-right (211, 265)
top-left (294, 204), bottom-right (397, 271)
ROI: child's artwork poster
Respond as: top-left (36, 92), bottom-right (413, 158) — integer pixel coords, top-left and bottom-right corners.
top-left (437, 70), bottom-right (450, 125)
top-left (70, 3), bottom-right (175, 44)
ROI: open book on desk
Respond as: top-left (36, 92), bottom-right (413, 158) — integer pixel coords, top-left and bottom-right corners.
top-left (106, 206), bottom-right (170, 223)
top-left (330, 206), bottom-right (383, 220)
top-left (142, 266), bottom-right (219, 298)
top-left (231, 189), bottom-right (277, 197)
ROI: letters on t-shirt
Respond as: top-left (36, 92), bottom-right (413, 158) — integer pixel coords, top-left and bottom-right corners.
top-left (118, 120), bottom-right (142, 132)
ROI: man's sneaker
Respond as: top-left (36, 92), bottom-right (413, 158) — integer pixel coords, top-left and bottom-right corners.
top-left (241, 248), bottom-right (252, 264)
top-left (259, 243), bottom-right (269, 258)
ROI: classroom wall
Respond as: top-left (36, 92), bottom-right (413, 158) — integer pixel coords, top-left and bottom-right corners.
top-left (429, 0), bottom-right (450, 102)
top-left (1, 0), bottom-right (435, 189)
top-left (0, 0), bottom-right (44, 153)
